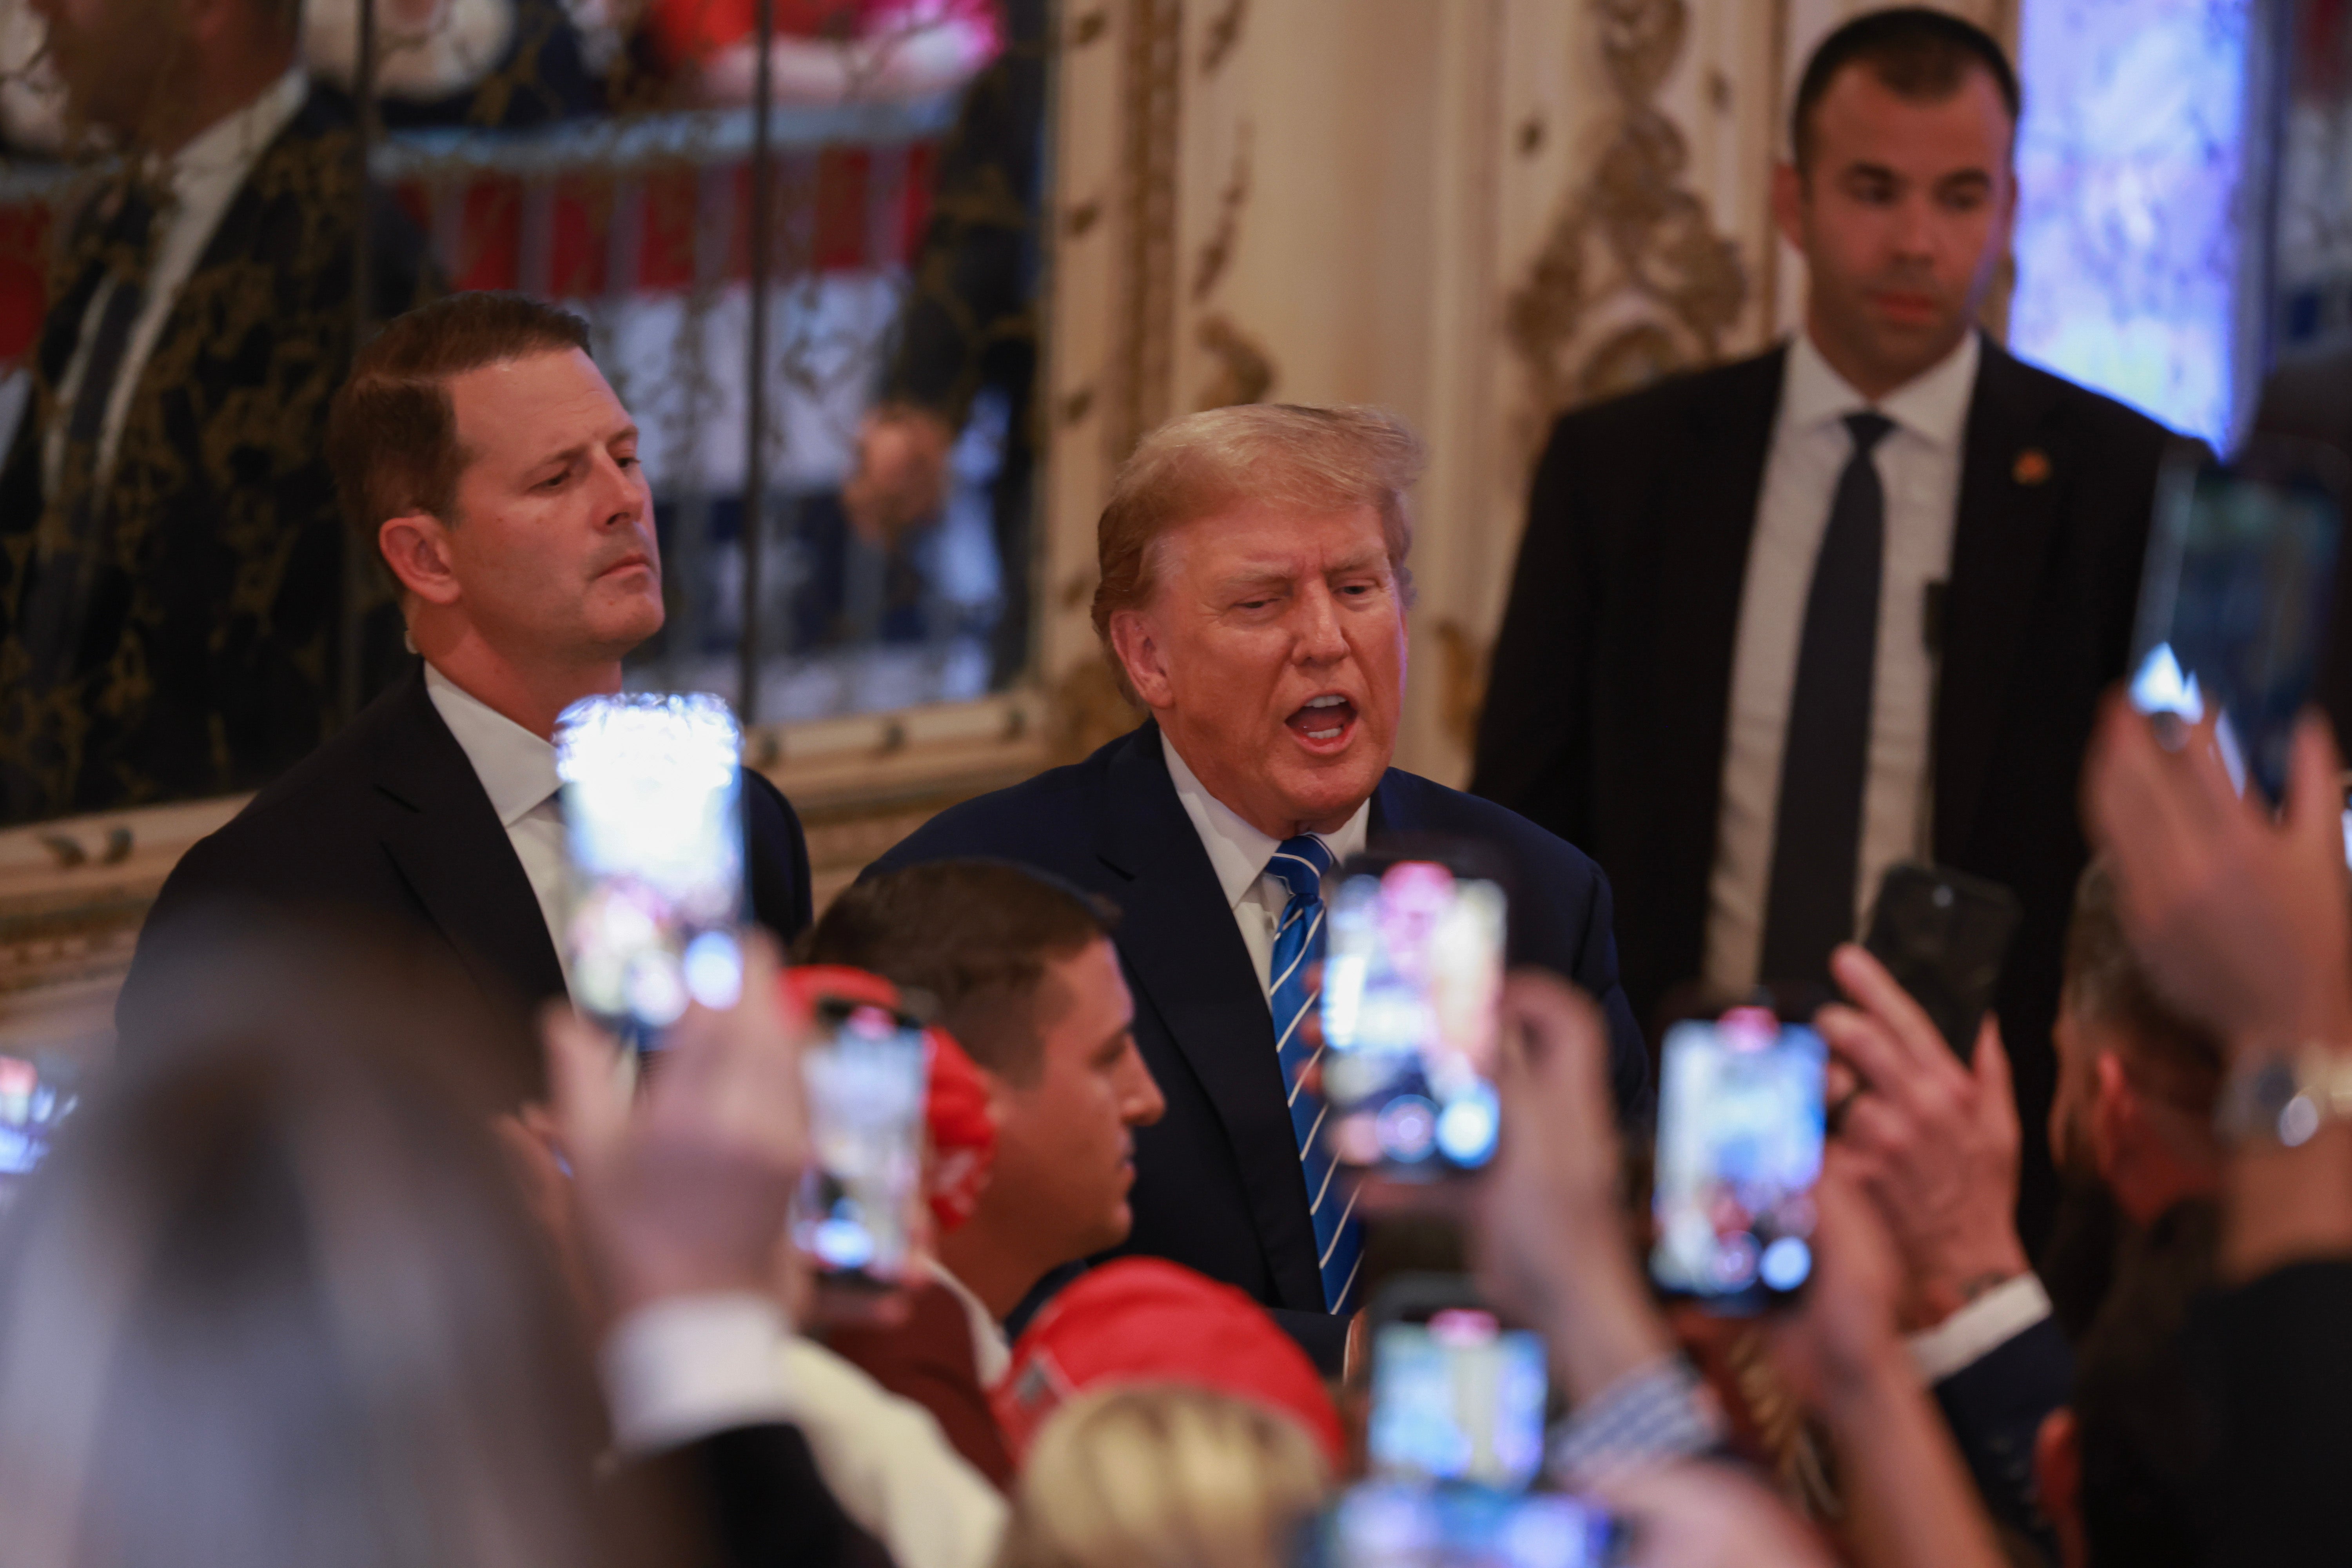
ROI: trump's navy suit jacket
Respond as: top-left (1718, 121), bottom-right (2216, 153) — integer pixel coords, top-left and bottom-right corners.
top-left (866, 721), bottom-right (1651, 1370)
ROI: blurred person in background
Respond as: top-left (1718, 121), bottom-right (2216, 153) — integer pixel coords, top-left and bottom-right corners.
top-left (839, 0), bottom-right (1044, 688)
top-left (1478, 969), bottom-right (2007, 1568)
top-left (802, 860), bottom-right (1167, 1367)
top-left (0, 915), bottom-right (872, 1568)
top-left (2023, 861), bottom-right (2227, 1568)
top-left (0, 0), bottom-right (432, 824)
top-left (2079, 698), bottom-right (2352, 1568)
top-left (991, 1383), bottom-right (1331, 1568)
top-left (1808, 943), bottom-right (2064, 1549)
top-left (117, 292), bottom-right (813, 1083)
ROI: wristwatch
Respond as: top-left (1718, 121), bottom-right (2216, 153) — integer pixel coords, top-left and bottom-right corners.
top-left (2215, 1049), bottom-right (2352, 1148)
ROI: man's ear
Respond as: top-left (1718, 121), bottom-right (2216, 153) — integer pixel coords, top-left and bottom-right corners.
top-left (2090, 1049), bottom-right (2136, 1168)
top-left (1107, 608), bottom-right (1174, 709)
top-left (1770, 159), bottom-right (1807, 253)
top-left (377, 512), bottom-right (462, 607)
top-left (2036, 1407), bottom-right (2088, 1568)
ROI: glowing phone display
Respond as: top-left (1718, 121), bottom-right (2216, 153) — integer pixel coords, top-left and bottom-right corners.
top-left (1321, 856), bottom-right (1508, 1177)
top-left (555, 692), bottom-right (746, 1051)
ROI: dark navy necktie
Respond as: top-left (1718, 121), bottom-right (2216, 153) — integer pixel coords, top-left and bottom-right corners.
top-left (1759, 410), bottom-right (1895, 988)
top-left (1265, 833), bottom-right (1363, 1314)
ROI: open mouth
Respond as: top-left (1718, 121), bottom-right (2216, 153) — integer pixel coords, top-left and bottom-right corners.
top-left (1286, 693), bottom-right (1357, 747)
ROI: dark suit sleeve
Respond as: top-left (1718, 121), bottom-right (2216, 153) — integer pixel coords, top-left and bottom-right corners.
top-left (1470, 414), bottom-right (1602, 842)
top-left (1566, 857), bottom-right (1651, 1129)
top-left (2190, 1259), bottom-right (2352, 1568)
top-left (1930, 1315), bottom-right (2071, 1553)
top-left (744, 770), bottom-right (815, 943)
top-left (662, 1422), bottom-right (886, 1568)
top-left (1267, 1305), bottom-right (1351, 1379)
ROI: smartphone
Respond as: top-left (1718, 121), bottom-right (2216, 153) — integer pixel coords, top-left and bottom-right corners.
top-left (554, 693), bottom-right (746, 1053)
top-left (1366, 1275), bottom-right (1549, 1490)
top-left (1305, 1482), bottom-right (1627, 1568)
top-left (1862, 862), bottom-right (2020, 1062)
top-left (1648, 1011), bottom-right (1826, 1312)
top-left (793, 995), bottom-right (929, 1291)
top-left (2127, 435), bottom-right (2349, 802)
top-left (1320, 848), bottom-right (1509, 1178)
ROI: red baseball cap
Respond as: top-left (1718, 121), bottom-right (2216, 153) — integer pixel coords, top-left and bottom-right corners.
top-left (991, 1258), bottom-right (1345, 1466)
top-left (780, 964), bottom-right (997, 1234)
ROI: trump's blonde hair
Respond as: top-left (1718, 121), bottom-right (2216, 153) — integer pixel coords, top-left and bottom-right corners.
top-left (1090, 405), bottom-right (1425, 694)
top-left (993, 1383), bottom-right (1332, 1568)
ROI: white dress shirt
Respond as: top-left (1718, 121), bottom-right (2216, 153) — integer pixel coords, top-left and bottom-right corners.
top-left (44, 65), bottom-right (310, 490)
top-left (1906, 1270), bottom-right (2054, 1385)
top-left (1162, 738), bottom-right (1370, 995)
top-left (1702, 329), bottom-right (1981, 996)
top-left (423, 662), bottom-right (572, 995)
top-left (599, 1292), bottom-right (1008, 1568)
top-left (929, 1259), bottom-right (1011, 1388)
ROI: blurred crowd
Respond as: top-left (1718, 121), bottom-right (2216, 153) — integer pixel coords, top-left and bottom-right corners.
top-left (4, 6), bottom-right (2352, 1568)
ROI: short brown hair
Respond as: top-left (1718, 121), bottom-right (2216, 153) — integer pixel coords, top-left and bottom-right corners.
top-left (799, 860), bottom-right (1119, 1083)
top-left (1090, 404), bottom-right (1425, 695)
top-left (327, 292), bottom-right (592, 540)
top-left (2062, 860), bottom-right (2225, 1117)
top-left (1791, 7), bottom-right (2019, 171)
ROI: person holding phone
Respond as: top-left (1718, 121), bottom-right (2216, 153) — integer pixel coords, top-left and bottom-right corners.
top-left (867, 402), bottom-right (1650, 1374)
top-left (116, 292), bottom-right (815, 1089)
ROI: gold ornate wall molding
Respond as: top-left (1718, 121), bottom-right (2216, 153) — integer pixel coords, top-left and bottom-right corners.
top-left (1504, 0), bottom-right (1748, 459)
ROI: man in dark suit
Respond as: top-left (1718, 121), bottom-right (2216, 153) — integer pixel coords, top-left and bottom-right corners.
top-left (1471, 7), bottom-right (2176, 1248)
top-left (118, 293), bottom-right (813, 1087)
top-left (0, 0), bottom-right (435, 824)
top-left (869, 403), bottom-right (1649, 1373)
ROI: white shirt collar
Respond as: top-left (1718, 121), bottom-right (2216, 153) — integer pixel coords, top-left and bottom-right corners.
top-left (422, 662), bottom-right (563, 827)
top-left (161, 65), bottom-right (309, 201)
top-left (1780, 326), bottom-right (1980, 451)
top-left (927, 1261), bottom-right (1011, 1388)
top-left (1161, 731), bottom-right (1372, 910)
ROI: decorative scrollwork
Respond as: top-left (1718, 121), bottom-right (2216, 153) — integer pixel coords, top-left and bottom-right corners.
top-left (1504, 0), bottom-right (1748, 456)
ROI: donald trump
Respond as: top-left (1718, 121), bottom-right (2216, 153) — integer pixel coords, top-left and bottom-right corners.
top-left (868, 403), bottom-right (1648, 1369)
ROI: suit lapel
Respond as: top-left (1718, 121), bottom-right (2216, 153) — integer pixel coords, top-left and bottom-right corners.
top-left (1096, 723), bottom-right (1326, 1313)
top-left (367, 664), bottom-right (568, 1011)
top-left (1933, 340), bottom-right (2069, 858)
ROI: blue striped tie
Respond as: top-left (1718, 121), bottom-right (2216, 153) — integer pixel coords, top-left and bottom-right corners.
top-left (1265, 834), bottom-right (1363, 1314)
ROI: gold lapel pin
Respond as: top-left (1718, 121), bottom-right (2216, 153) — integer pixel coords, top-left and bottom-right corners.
top-left (2013, 447), bottom-right (2051, 486)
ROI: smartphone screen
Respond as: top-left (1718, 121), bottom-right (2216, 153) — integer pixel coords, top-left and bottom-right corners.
top-left (795, 998), bottom-right (928, 1290)
top-left (2127, 439), bottom-right (2347, 802)
top-left (0, 1052), bottom-right (80, 1210)
top-left (1308, 1482), bottom-right (1625, 1568)
top-left (554, 693), bottom-right (746, 1049)
top-left (1648, 1011), bottom-right (1826, 1312)
top-left (1321, 857), bottom-right (1507, 1176)
top-left (1368, 1306), bottom-right (1548, 1489)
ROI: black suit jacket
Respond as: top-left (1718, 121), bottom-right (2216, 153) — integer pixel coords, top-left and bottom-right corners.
top-left (866, 720), bottom-right (1651, 1373)
top-left (2190, 1259), bottom-right (2352, 1568)
top-left (0, 85), bottom-right (434, 825)
top-left (1933, 1312), bottom-right (2072, 1553)
top-left (1470, 337), bottom-right (2176, 1245)
top-left (117, 661), bottom-right (813, 1092)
